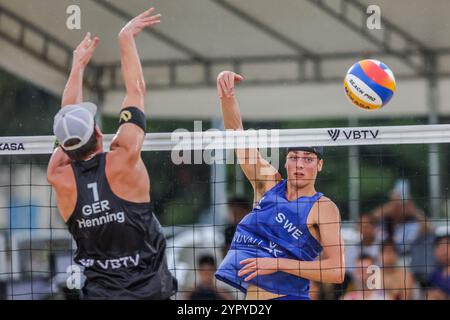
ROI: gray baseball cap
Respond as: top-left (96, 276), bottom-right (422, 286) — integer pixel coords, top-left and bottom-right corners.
top-left (53, 102), bottom-right (97, 151)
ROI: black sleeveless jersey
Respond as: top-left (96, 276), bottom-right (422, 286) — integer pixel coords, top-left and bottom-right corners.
top-left (66, 153), bottom-right (177, 299)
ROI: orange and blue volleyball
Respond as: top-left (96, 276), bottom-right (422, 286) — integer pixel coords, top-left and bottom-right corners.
top-left (344, 59), bottom-right (396, 110)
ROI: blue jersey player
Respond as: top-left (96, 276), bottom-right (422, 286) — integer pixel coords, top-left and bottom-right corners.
top-left (215, 71), bottom-right (345, 300)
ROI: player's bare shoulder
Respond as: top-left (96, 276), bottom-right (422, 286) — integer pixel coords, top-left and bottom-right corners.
top-left (49, 163), bottom-right (75, 191)
top-left (106, 150), bottom-right (146, 178)
top-left (309, 196), bottom-right (341, 225)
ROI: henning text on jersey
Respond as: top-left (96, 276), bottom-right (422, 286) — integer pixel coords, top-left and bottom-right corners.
top-left (67, 153), bottom-right (177, 299)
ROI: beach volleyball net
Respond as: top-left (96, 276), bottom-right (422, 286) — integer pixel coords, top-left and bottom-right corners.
top-left (0, 124), bottom-right (449, 299)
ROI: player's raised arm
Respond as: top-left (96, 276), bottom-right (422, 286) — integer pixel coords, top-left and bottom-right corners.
top-left (48, 33), bottom-right (99, 180)
top-left (217, 71), bottom-right (280, 201)
top-left (62, 32), bottom-right (100, 107)
top-left (110, 8), bottom-right (161, 163)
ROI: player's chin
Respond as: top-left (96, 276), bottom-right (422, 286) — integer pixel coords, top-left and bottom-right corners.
top-left (288, 177), bottom-right (309, 188)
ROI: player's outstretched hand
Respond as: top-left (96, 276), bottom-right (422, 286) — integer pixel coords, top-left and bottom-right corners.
top-left (217, 71), bottom-right (244, 99)
top-left (73, 32), bottom-right (99, 69)
top-left (119, 8), bottom-right (161, 40)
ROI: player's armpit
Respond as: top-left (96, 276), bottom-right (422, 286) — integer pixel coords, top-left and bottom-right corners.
top-left (47, 148), bottom-right (72, 184)
top-left (236, 148), bottom-right (280, 196)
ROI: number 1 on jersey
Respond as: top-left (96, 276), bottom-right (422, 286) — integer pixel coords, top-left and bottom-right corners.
top-left (87, 183), bottom-right (99, 202)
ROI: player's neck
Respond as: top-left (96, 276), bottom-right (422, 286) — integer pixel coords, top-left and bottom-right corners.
top-left (285, 183), bottom-right (317, 201)
top-left (82, 150), bottom-right (102, 161)
top-left (82, 145), bottom-right (103, 161)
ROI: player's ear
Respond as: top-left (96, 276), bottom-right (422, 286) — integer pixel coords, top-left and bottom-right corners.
top-left (94, 125), bottom-right (103, 138)
top-left (317, 159), bottom-right (323, 172)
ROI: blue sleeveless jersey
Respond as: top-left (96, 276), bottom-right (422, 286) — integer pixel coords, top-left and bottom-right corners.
top-left (215, 180), bottom-right (323, 299)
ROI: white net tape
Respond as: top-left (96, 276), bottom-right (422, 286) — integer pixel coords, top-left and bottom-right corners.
top-left (1, 124), bottom-right (450, 155)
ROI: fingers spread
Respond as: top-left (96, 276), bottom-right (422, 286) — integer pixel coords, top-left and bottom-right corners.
top-left (142, 14), bottom-right (162, 22)
top-left (77, 32), bottom-right (90, 49)
top-left (83, 32), bottom-right (91, 43)
top-left (89, 37), bottom-right (100, 51)
top-left (141, 20), bottom-right (161, 28)
top-left (139, 7), bottom-right (155, 18)
top-left (138, 13), bottom-right (161, 29)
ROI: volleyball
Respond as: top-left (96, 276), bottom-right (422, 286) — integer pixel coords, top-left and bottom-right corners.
top-left (344, 59), bottom-right (396, 110)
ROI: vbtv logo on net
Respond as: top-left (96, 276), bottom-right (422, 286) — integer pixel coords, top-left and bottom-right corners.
top-left (327, 129), bottom-right (380, 141)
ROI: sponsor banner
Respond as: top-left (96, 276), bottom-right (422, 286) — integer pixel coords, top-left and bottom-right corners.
top-left (327, 129), bottom-right (380, 141)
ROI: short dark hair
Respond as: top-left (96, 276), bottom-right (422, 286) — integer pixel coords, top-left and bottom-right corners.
top-left (63, 131), bottom-right (98, 162)
top-left (198, 254), bottom-right (216, 267)
top-left (227, 196), bottom-right (251, 211)
top-left (356, 253), bottom-right (375, 264)
top-left (359, 212), bottom-right (377, 224)
top-left (434, 235), bottom-right (450, 247)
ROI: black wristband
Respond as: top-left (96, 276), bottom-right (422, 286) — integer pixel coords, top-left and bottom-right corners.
top-left (119, 107), bottom-right (147, 133)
